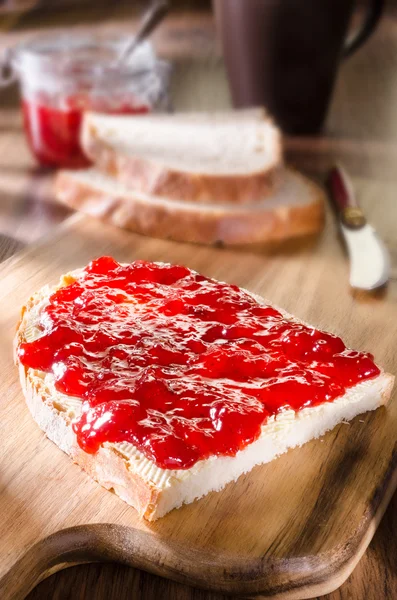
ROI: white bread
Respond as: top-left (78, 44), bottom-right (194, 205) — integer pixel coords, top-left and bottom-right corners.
top-left (54, 167), bottom-right (325, 245)
top-left (15, 268), bottom-right (394, 521)
top-left (81, 110), bottom-right (283, 205)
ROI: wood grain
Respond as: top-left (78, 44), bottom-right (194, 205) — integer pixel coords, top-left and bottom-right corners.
top-left (0, 4), bottom-right (395, 600)
top-left (0, 208), bottom-right (396, 600)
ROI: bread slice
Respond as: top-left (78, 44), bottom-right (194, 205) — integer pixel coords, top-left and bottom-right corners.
top-left (81, 110), bottom-right (282, 205)
top-left (15, 267), bottom-right (394, 521)
top-left (54, 167), bottom-right (325, 245)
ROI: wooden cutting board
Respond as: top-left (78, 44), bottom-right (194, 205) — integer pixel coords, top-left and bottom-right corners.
top-left (1, 213), bottom-right (397, 600)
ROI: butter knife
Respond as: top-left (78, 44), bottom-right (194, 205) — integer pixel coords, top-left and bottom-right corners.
top-left (327, 165), bottom-right (390, 290)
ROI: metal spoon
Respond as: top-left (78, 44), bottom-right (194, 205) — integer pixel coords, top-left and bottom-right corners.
top-left (117, 1), bottom-right (169, 65)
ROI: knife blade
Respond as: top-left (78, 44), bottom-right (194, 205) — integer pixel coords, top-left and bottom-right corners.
top-left (327, 165), bottom-right (390, 290)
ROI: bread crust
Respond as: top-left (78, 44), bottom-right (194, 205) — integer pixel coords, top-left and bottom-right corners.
top-left (15, 285), bottom-right (161, 521)
top-left (81, 113), bottom-right (283, 206)
top-left (21, 364), bottom-right (160, 519)
top-left (54, 169), bottom-right (325, 245)
top-left (15, 275), bottom-right (395, 522)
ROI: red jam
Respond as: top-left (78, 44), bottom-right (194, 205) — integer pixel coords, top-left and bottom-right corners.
top-left (17, 257), bottom-right (380, 469)
top-left (22, 95), bottom-right (150, 168)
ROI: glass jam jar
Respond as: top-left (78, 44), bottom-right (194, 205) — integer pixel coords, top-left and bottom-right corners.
top-left (1, 35), bottom-right (170, 168)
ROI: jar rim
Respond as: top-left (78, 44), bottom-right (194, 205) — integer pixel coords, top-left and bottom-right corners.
top-left (11, 33), bottom-right (165, 79)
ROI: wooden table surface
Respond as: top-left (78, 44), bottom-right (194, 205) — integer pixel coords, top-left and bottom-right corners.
top-left (1, 4), bottom-right (397, 599)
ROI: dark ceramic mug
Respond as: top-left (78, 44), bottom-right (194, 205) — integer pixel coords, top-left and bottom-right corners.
top-left (214, 0), bottom-right (384, 134)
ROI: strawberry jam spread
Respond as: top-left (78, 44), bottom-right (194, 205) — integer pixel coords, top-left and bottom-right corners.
top-left (17, 257), bottom-right (380, 469)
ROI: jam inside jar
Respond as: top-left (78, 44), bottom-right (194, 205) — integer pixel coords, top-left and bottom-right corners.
top-left (9, 35), bottom-right (170, 168)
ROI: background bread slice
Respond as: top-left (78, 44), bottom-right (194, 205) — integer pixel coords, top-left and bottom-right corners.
top-left (15, 271), bottom-right (394, 521)
top-left (81, 110), bottom-right (282, 205)
top-left (54, 167), bottom-right (325, 245)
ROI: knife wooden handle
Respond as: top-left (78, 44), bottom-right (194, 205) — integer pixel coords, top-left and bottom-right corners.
top-left (327, 166), bottom-right (367, 229)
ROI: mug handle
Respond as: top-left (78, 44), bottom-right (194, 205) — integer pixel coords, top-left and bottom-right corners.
top-left (343, 0), bottom-right (384, 57)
